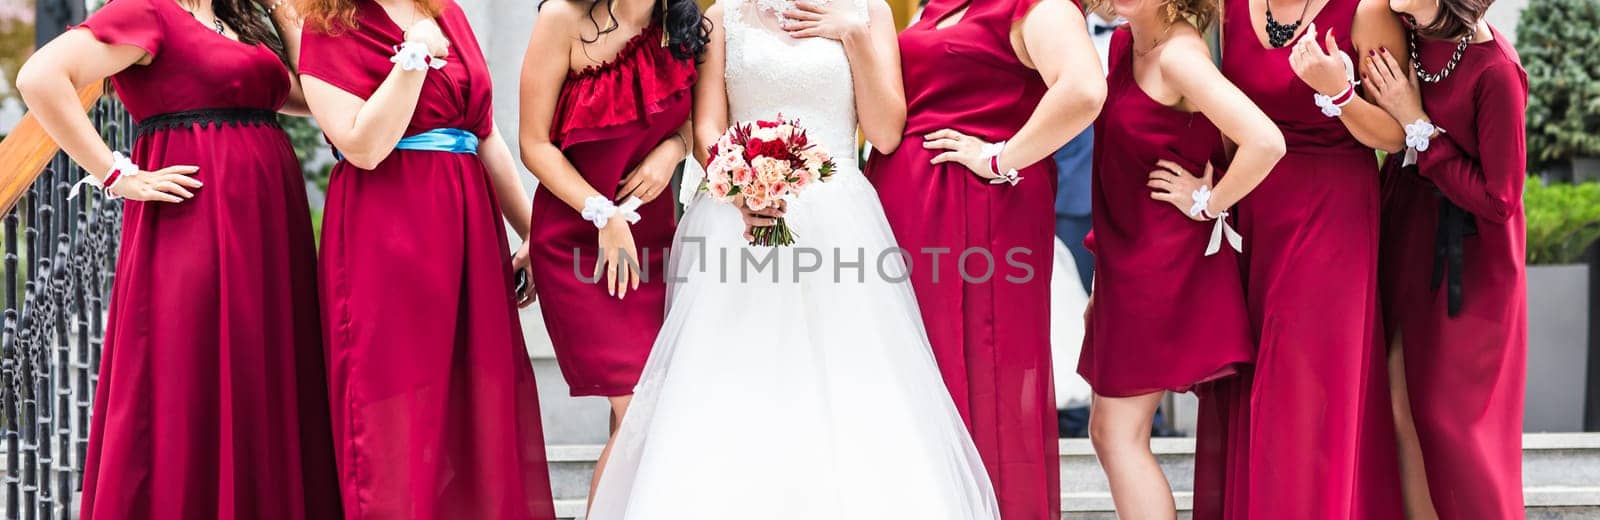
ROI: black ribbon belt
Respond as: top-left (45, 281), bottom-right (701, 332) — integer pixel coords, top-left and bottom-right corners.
top-left (1429, 186), bottom-right (1477, 317)
top-left (135, 108), bottom-right (279, 138)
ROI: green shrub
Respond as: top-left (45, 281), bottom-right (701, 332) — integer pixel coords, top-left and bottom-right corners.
top-left (1525, 180), bottom-right (1600, 264)
top-left (1517, 0), bottom-right (1600, 172)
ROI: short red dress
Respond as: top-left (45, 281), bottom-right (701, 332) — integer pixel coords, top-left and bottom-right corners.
top-left (865, 1), bottom-right (1063, 517)
top-left (299, 2), bottom-right (556, 518)
top-left (1378, 26), bottom-right (1527, 520)
top-left (1078, 30), bottom-right (1253, 397)
top-left (74, 0), bottom-right (341, 517)
top-left (528, 23), bottom-right (694, 397)
top-left (1196, 0), bottom-right (1404, 517)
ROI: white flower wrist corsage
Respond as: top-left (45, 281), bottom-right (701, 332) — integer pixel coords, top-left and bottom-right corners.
top-left (581, 195), bottom-right (644, 229)
top-left (1402, 118), bottom-right (1439, 166)
top-left (70, 151), bottom-right (139, 200)
top-left (1313, 82), bottom-right (1357, 118)
top-left (1188, 185), bottom-right (1243, 256)
top-left (391, 41), bottom-right (447, 72)
top-left (980, 140), bottom-right (1022, 186)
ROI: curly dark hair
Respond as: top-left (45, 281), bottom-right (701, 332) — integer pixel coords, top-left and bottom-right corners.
top-left (541, 0), bottom-right (712, 61)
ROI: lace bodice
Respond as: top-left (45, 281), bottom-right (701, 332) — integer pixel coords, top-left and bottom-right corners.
top-left (723, 0), bottom-right (866, 175)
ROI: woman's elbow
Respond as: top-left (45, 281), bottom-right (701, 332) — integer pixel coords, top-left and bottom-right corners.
top-left (1066, 77), bottom-right (1108, 115)
top-left (342, 148), bottom-right (388, 170)
top-left (1256, 132), bottom-right (1288, 163)
top-left (14, 61), bottom-right (54, 102)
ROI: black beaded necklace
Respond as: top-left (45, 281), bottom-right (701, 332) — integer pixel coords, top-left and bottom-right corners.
top-left (1265, 0), bottom-right (1312, 48)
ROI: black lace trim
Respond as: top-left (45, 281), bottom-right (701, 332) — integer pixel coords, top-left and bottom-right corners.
top-left (135, 108), bottom-right (280, 138)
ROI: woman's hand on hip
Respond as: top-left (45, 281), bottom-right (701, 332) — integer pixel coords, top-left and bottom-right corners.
top-left (110, 165), bottom-right (204, 203)
top-left (923, 129), bottom-right (1002, 181)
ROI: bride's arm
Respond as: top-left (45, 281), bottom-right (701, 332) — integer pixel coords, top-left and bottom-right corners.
top-left (692, 4), bottom-right (730, 167)
top-left (784, 1), bottom-right (905, 153)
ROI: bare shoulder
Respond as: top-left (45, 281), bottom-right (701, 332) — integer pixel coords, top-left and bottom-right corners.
top-left (1157, 26), bottom-right (1214, 75)
top-left (865, 0), bottom-right (892, 18)
top-left (705, 2), bottom-right (723, 21)
top-left (535, 0), bottom-right (588, 24)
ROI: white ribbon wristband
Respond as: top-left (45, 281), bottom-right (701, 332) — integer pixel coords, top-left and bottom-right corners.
top-left (581, 195), bottom-right (644, 229)
top-left (391, 41), bottom-right (446, 72)
top-left (1188, 185), bottom-right (1242, 255)
top-left (69, 151), bottom-right (138, 200)
top-left (979, 141), bottom-right (1022, 186)
top-left (1403, 119), bottom-right (1438, 167)
top-left (1205, 211), bottom-right (1244, 256)
top-left (1313, 84), bottom-right (1355, 118)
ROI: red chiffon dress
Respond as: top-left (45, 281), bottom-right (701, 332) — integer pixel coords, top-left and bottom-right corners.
top-left (1078, 30), bottom-right (1253, 397)
top-left (528, 23), bottom-right (693, 397)
top-left (1378, 26), bottom-right (1527, 519)
top-left (864, 0), bottom-right (1062, 517)
top-left (298, 2), bottom-right (556, 518)
top-left (74, 0), bottom-right (341, 517)
top-left (1196, 0), bottom-right (1403, 517)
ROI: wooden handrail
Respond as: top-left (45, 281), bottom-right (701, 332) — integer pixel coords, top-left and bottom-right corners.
top-left (0, 82), bottom-right (106, 216)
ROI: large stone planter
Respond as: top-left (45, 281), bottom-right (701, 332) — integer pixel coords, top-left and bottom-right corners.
top-left (1527, 264), bottom-right (1590, 432)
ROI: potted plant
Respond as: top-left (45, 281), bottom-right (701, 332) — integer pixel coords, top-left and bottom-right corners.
top-left (1524, 180), bottom-right (1600, 431)
top-left (1518, 0), bottom-right (1600, 182)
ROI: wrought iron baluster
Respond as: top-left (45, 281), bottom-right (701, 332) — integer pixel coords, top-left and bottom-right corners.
top-left (2, 92), bottom-right (129, 520)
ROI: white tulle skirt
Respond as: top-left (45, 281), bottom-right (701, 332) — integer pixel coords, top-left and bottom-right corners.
top-left (586, 172), bottom-right (1000, 520)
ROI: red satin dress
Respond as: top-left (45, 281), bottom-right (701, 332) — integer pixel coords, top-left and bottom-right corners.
top-left (73, 0), bottom-right (342, 518)
top-left (1195, 0), bottom-right (1403, 517)
top-left (529, 23), bottom-right (693, 397)
top-left (1079, 30), bottom-right (1253, 397)
top-left (1379, 26), bottom-right (1527, 519)
top-left (865, 1), bottom-right (1061, 517)
top-left (299, 2), bottom-right (556, 518)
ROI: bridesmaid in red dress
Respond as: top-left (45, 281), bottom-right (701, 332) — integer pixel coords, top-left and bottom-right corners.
top-left (17, 0), bottom-right (341, 516)
top-left (297, 0), bottom-right (556, 517)
top-left (516, 0), bottom-right (704, 506)
top-left (865, 0), bottom-right (1105, 516)
top-left (1196, 0), bottom-right (1409, 516)
top-left (1078, 0), bottom-right (1285, 513)
top-left (1365, 2), bottom-right (1528, 517)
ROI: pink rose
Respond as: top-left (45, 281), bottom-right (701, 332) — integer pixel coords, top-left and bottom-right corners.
top-left (751, 156), bottom-right (791, 186)
top-left (745, 191), bottom-right (771, 211)
top-left (730, 160), bottom-right (755, 185)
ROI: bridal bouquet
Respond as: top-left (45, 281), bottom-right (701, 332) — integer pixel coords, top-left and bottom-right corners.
top-left (704, 117), bottom-right (837, 246)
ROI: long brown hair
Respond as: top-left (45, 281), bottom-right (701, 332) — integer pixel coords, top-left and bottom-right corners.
top-left (189, 0), bottom-right (285, 57)
top-left (300, 0), bottom-right (443, 34)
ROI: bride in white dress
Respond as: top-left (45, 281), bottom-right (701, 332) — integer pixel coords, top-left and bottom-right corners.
top-left (584, 0), bottom-right (1000, 518)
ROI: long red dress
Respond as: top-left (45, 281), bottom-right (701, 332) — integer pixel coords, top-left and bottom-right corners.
top-left (865, 1), bottom-right (1062, 517)
top-left (529, 23), bottom-right (693, 397)
top-left (1079, 30), bottom-right (1254, 397)
top-left (299, 3), bottom-right (556, 518)
top-left (1378, 26), bottom-right (1527, 519)
top-left (1196, 0), bottom-right (1404, 517)
top-left (75, 0), bottom-right (341, 517)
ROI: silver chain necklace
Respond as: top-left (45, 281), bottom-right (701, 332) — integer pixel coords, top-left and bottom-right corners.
top-left (1409, 23), bottom-right (1475, 84)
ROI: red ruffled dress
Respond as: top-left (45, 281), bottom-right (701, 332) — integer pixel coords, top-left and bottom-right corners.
top-left (864, 1), bottom-right (1063, 517)
top-left (1078, 30), bottom-right (1254, 397)
top-left (1195, 0), bottom-right (1404, 517)
top-left (298, 2), bottom-right (556, 518)
top-left (1378, 26), bottom-right (1527, 520)
top-left (73, 0), bottom-right (341, 518)
top-left (528, 23), bottom-right (694, 397)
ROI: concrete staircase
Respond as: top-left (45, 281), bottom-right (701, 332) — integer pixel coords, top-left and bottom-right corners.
top-left (527, 320), bottom-right (1600, 519)
top-left (543, 433), bottom-right (1600, 519)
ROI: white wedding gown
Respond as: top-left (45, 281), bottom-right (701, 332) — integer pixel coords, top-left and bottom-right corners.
top-left (584, 1), bottom-right (999, 518)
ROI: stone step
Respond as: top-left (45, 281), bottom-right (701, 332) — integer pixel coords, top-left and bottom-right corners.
top-left (545, 433), bottom-right (1600, 519)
